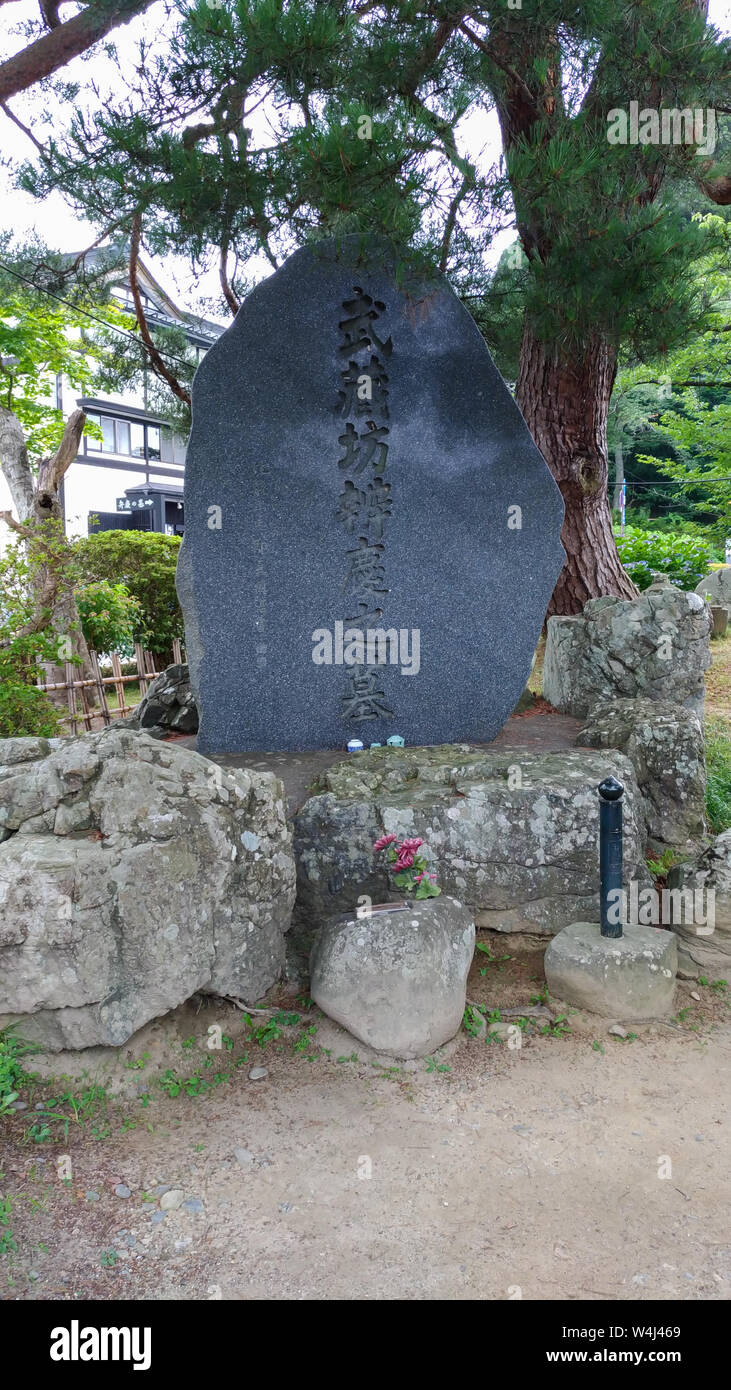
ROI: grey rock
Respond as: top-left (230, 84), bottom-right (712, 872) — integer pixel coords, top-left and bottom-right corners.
top-left (543, 582), bottom-right (712, 719)
top-left (182, 1197), bottom-right (203, 1213)
top-left (608, 1024), bottom-right (628, 1038)
top-left (178, 234), bottom-right (564, 754)
top-left (150, 1211), bottom-right (166, 1225)
top-left (10, 1101), bottom-right (28, 1111)
top-left (487, 1020), bottom-right (522, 1044)
top-left (85, 1191), bottom-right (100, 1202)
top-left (544, 921), bottom-right (677, 1020)
top-left (293, 744), bottom-right (649, 936)
top-left (577, 698), bottom-right (705, 851)
top-left (0, 727), bottom-right (295, 1049)
top-left (234, 1147), bottom-right (255, 1166)
top-left (248, 1066), bottom-right (268, 1081)
top-left (114, 1185), bottom-right (131, 1199)
top-left (665, 830), bottom-right (731, 979)
top-left (159, 1188), bottom-right (185, 1211)
top-left (310, 895), bottom-right (475, 1059)
top-left (696, 568), bottom-right (731, 615)
top-left (123, 663), bottom-right (198, 736)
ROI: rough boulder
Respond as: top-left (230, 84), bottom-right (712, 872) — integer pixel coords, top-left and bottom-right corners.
top-left (0, 728), bottom-right (295, 1049)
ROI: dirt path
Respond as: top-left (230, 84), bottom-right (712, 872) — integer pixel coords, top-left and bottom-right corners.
top-left (2, 942), bottom-right (729, 1302)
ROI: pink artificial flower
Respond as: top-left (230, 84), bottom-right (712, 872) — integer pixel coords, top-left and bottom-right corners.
top-left (373, 833), bottom-right (397, 852)
top-left (399, 837), bottom-right (423, 854)
top-left (396, 850), bottom-right (415, 869)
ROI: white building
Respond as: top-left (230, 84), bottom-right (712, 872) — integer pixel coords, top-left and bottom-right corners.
top-left (1, 255), bottom-right (223, 543)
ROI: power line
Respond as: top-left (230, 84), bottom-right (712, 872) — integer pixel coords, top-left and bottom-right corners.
top-left (0, 257), bottom-right (214, 378)
top-left (619, 478), bottom-right (731, 483)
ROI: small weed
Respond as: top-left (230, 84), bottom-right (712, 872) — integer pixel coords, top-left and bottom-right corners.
top-left (0, 1029), bottom-right (38, 1116)
top-left (530, 986), bottom-right (550, 1006)
top-left (336, 1053), bottom-right (358, 1064)
top-left (124, 1052), bottom-right (150, 1071)
top-left (592, 1040), bottom-right (605, 1055)
top-left (100, 1250), bottom-right (118, 1269)
top-left (646, 848), bottom-right (678, 880)
top-left (0, 1195), bottom-right (17, 1256)
top-left (698, 976), bottom-right (728, 995)
top-left (540, 1014), bottom-right (570, 1038)
top-left (425, 1057), bottom-right (450, 1074)
top-left (462, 1003), bottom-right (486, 1037)
top-left (293, 1025), bottom-right (318, 1055)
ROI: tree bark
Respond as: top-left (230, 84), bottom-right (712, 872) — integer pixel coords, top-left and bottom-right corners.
top-left (1, 407), bottom-right (96, 706)
top-left (516, 325), bottom-right (638, 616)
top-left (0, 406), bottom-right (34, 520)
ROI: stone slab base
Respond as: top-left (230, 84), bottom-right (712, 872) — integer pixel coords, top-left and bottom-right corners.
top-left (544, 921), bottom-right (677, 1020)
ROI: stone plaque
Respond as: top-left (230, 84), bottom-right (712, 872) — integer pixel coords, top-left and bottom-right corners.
top-left (178, 236), bottom-right (564, 752)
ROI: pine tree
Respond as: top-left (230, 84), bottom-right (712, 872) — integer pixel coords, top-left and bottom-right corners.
top-left (16, 0), bottom-right (730, 611)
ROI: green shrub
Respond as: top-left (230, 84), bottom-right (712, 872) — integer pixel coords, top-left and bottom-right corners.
top-left (0, 525), bottom-right (63, 737)
top-left (0, 678), bottom-right (59, 739)
top-left (706, 719), bottom-right (731, 834)
top-left (75, 579), bottom-right (142, 656)
top-left (73, 531), bottom-right (183, 661)
top-left (615, 526), bottom-right (713, 591)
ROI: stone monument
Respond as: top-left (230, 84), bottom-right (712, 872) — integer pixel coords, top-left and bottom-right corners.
top-left (178, 236), bottom-right (564, 752)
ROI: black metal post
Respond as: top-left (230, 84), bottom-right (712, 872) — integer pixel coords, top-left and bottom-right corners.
top-left (598, 775), bottom-right (624, 939)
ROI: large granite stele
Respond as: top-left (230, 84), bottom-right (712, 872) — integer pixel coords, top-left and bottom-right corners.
top-left (178, 235), bottom-right (564, 752)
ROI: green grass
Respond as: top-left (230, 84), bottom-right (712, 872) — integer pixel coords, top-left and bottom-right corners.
top-left (705, 718), bottom-right (731, 834)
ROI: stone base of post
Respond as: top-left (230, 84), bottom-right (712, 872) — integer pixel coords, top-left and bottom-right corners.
top-left (544, 922), bottom-right (677, 1020)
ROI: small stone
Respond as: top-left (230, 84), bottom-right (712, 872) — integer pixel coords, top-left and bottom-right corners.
top-left (248, 1066), bottom-right (268, 1081)
top-left (183, 1198), bottom-right (203, 1214)
top-left (690, 991), bottom-right (701, 1001)
top-left (159, 1188), bottom-right (185, 1211)
top-left (34, 1102), bottom-right (45, 1111)
top-left (279, 1202), bottom-right (294, 1213)
top-left (85, 1191), bottom-right (100, 1202)
top-left (677, 969), bottom-right (696, 981)
top-left (174, 1238), bottom-right (192, 1251)
top-left (114, 1184), bottom-right (131, 1199)
top-left (10, 1101), bottom-right (28, 1111)
top-left (512, 1124), bottom-right (532, 1135)
top-left (234, 1147), bottom-right (255, 1166)
top-left (488, 1020), bottom-right (519, 1043)
top-left (150, 1211), bottom-right (166, 1224)
top-left (608, 1024), bottom-right (628, 1038)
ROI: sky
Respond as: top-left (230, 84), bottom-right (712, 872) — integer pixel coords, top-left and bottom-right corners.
top-left (0, 0), bottom-right (729, 319)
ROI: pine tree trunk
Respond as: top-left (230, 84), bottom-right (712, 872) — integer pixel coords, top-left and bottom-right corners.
top-left (516, 325), bottom-right (638, 616)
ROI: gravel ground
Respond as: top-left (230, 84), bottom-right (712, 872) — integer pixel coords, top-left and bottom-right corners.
top-left (2, 938), bottom-right (729, 1302)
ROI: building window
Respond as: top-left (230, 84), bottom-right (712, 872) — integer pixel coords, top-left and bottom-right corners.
top-left (147, 425), bottom-right (161, 461)
top-left (130, 422), bottom-right (145, 458)
top-left (84, 413), bottom-right (173, 461)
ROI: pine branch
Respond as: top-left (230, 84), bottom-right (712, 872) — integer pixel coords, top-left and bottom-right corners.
top-left (0, 0), bottom-right (159, 105)
top-left (129, 214), bottom-right (191, 408)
